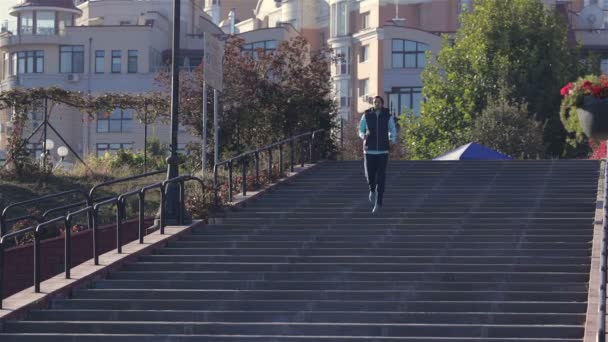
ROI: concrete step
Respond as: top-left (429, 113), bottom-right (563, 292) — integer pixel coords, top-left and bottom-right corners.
top-left (26, 309), bottom-right (586, 325)
top-left (105, 271), bottom-right (589, 282)
top-left (0, 333), bottom-right (584, 341)
top-left (152, 247), bottom-right (592, 257)
top-left (0, 321), bottom-right (584, 338)
top-left (92, 279), bottom-right (587, 292)
top-left (166, 240), bottom-right (591, 250)
top-left (71, 288), bottom-right (589, 302)
top-left (120, 261), bottom-right (589, 273)
top-left (139, 255), bottom-right (591, 265)
top-left (51, 298), bottom-right (588, 313)
top-left (172, 234), bottom-right (592, 243)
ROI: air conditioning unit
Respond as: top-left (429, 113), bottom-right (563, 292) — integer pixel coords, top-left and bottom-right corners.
top-left (67, 73), bottom-right (80, 82)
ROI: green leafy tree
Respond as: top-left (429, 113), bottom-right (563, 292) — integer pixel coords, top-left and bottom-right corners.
top-left (405, 0), bottom-right (594, 159)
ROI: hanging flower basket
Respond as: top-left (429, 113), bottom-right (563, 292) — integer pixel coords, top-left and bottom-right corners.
top-left (560, 75), bottom-right (608, 141)
top-left (577, 96), bottom-right (608, 140)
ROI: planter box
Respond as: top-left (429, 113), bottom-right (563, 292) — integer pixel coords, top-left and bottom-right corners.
top-left (577, 96), bottom-right (608, 140)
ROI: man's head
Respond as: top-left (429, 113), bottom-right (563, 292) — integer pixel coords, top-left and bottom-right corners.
top-left (373, 96), bottom-right (384, 110)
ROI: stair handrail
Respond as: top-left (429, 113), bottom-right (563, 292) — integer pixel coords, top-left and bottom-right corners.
top-left (213, 129), bottom-right (326, 205)
top-left (0, 174), bottom-right (204, 309)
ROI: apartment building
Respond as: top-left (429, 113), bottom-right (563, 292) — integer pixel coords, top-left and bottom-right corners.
top-left (0, 0), bottom-right (222, 163)
top-left (2, 0), bottom-right (607, 161)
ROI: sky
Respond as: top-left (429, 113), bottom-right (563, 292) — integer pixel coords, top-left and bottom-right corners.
top-left (0, 0), bottom-right (20, 31)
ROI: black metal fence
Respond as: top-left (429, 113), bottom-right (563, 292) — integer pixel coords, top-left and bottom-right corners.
top-left (0, 129), bottom-right (328, 309)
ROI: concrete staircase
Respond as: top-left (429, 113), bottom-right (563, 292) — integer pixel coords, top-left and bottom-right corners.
top-left (0, 160), bottom-right (600, 341)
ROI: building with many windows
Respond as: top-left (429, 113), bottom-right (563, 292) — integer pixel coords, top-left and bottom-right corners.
top-left (0, 0), bottom-right (222, 162)
top-left (2, 0), bottom-right (608, 161)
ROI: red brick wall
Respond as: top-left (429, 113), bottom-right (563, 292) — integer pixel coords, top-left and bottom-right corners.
top-left (2, 218), bottom-right (154, 299)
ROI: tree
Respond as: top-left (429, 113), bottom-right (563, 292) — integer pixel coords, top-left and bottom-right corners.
top-left (156, 36), bottom-right (338, 160)
top-left (471, 94), bottom-right (544, 159)
top-left (404, 0), bottom-right (594, 160)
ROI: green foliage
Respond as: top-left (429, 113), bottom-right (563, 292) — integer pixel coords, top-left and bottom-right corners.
top-left (416, 0), bottom-right (594, 160)
top-left (471, 94), bottom-right (544, 159)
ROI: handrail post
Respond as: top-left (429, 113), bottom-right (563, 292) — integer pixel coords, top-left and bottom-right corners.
top-left (178, 179), bottom-right (185, 225)
top-left (64, 216), bottom-right (71, 279)
top-left (92, 209), bottom-right (99, 265)
top-left (300, 137), bottom-right (305, 167)
top-left (228, 161), bottom-right (233, 203)
top-left (0, 241), bottom-right (4, 309)
top-left (255, 152), bottom-right (260, 189)
top-left (309, 134), bottom-right (314, 164)
top-left (0, 215), bottom-right (6, 237)
top-left (138, 192), bottom-right (145, 243)
top-left (242, 158), bottom-right (247, 197)
top-left (34, 229), bottom-right (41, 293)
top-left (279, 144), bottom-right (284, 176)
top-left (268, 149), bottom-right (273, 181)
top-left (116, 199), bottom-right (123, 254)
top-left (213, 164), bottom-right (219, 207)
top-left (290, 139), bottom-right (295, 172)
top-left (160, 183), bottom-right (166, 234)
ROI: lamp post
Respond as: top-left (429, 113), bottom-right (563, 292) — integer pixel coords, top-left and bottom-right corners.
top-left (164, 0), bottom-right (181, 224)
top-left (55, 146), bottom-right (68, 171)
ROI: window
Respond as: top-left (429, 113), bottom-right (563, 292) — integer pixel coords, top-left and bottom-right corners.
top-left (96, 143), bottom-right (134, 156)
top-left (336, 79), bottom-right (350, 108)
top-left (19, 12), bottom-right (34, 35)
top-left (12, 51), bottom-right (44, 74)
top-left (242, 40), bottom-right (277, 58)
top-left (388, 87), bottom-right (423, 116)
top-left (96, 108), bottom-right (133, 133)
top-left (119, 21), bottom-right (131, 26)
top-left (95, 50), bottom-right (104, 73)
top-left (602, 59), bottom-right (608, 75)
top-left (336, 1), bottom-right (348, 36)
top-left (391, 39), bottom-right (428, 69)
top-left (360, 45), bottom-right (369, 63)
top-left (361, 12), bottom-right (370, 30)
top-left (60, 45), bottom-right (84, 73)
top-left (37, 11), bottom-right (56, 35)
top-left (111, 50), bottom-right (121, 73)
top-left (335, 47), bottom-right (350, 75)
top-left (128, 50), bottom-right (138, 73)
top-left (359, 79), bottom-right (369, 98)
top-left (58, 12), bottom-right (74, 30)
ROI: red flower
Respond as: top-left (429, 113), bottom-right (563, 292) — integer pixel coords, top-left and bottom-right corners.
top-left (583, 80), bottom-right (592, 90)
top-left (560, 82), bottom-right (572, 96)
top-left (592, 85), bottom-right (603, 97)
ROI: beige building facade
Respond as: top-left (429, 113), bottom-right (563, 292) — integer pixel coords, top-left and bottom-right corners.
top-left (0, 0), bottom-right (222, 163)
top-left (2, 0), bottom-right (608, 161)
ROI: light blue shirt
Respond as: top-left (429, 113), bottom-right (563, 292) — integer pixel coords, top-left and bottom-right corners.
top-left (359, 110), bottom-right (397, 154)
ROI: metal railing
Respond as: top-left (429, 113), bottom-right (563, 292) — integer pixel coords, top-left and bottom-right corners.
top-left (600, 158), bottom-right (608, 342)
top-left (0, 129), bottom-right (327, 309)
top-left (213, 129), bottom-right (325, 204)
top-left (0, 173), bottom-right (203, 308)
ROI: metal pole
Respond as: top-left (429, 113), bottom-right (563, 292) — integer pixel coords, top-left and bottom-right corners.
top-left (64, 217), bottom-right (71, 279)
top-left (165, 0), bottom-right (181, 224)
top-left (144, 109), bottom-right (148, 173)
top-left (600, 151), bottom-right (608, 342)
top-left (138, 192), bottom-right (145, 243)
top-left (202, 81), bottom-right (208, 175)
top-left (213, 89), bottom-right (219, 166)
top-left (43, 97), bottom-right (48, 171)
top-left (34, 231), bottom-right (40, 292)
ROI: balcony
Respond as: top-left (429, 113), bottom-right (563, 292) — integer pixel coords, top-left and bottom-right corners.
top-left (0, 33), bottom-right (68, 49)
top-left (574, 29), bottom-right (608, 49)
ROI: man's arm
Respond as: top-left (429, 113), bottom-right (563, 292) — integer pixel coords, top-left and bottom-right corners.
top-left (388, 116), bottom-right (397, 144)
top-left (359, 114), bottom-right (367, 140)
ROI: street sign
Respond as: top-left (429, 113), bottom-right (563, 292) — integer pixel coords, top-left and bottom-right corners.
top-left (203, 32), bottom-right (224, 91)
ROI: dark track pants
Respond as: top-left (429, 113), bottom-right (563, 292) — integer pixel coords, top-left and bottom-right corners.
top-left (364, 153), bottom-right (388, 206)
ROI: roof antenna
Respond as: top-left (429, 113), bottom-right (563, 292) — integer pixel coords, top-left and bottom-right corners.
top-left (392, 0), bottom-right (405, 26)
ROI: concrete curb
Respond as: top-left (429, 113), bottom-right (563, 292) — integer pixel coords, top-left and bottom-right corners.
top-left (584, 160), bottom-right (604, 342)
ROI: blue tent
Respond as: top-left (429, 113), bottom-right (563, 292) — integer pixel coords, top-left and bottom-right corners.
top-left (433, 142), bottom-right (512, 160)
